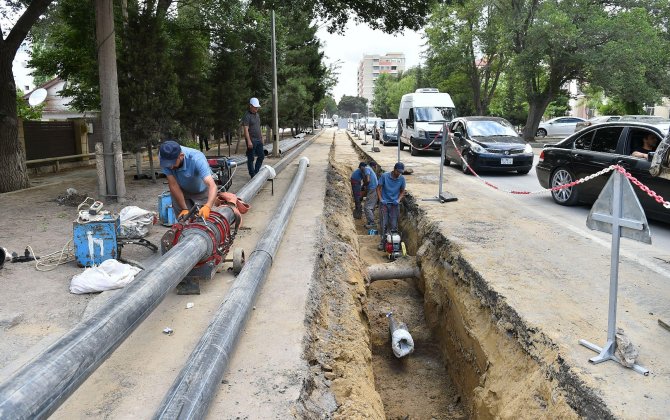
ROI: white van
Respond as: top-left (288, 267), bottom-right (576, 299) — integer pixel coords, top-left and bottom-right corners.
top-left (398, 88), bottom-right (456, 155)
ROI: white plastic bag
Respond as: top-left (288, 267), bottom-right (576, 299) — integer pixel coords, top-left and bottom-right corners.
top-left (70, 259), bottom-right (142, 294)
top-left (119, 206), bottom-right (156, 238)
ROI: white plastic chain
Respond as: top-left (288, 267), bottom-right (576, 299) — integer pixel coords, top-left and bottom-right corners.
top-left (448, 134), bottom-right (670, 210)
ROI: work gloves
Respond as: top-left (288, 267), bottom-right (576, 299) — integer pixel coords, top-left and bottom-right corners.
top-left (198, 205), bottom-right (211, 219)
top-left (179, 209), bottom-right (190, 218)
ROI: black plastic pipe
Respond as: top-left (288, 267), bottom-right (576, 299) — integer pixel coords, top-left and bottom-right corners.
top-left (154, 157), bottom-right (310, 419)
top-left (0, 133), bottom-right (319, 420)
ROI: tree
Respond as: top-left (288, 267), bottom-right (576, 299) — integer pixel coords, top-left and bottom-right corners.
top-left (0, 1), bottom-right (54, 192)
top-left (337, 95), bottom-right (367, 117)
top-left (372, 74), bottom-right (393, 118)
top-left (425, 0), bottom-right (508, 115)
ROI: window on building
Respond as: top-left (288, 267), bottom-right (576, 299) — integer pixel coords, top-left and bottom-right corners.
top-left (373, 66), bottom-right (379, 70)
top-left (391, 66), bottom-right (397, 70)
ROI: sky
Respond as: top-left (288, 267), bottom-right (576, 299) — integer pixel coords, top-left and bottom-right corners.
top-left (316, 22), bottom-right (426, 103)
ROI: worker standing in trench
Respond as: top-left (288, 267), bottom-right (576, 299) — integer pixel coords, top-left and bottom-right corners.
top-left (377, 162), bottom-right (406, 251)
top-left (159, 140), bottom-right (217, 220)
top-left (363, 161), bottom-right (379, 229)
top-left (350, 162), bottom-right (366, 219)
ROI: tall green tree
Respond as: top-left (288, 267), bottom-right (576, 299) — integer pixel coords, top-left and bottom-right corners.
top-left (425, 0), bottom-right (507, 115)
top-left (372, 74), bottom-right (393, 118)
top-left (0, 0), bottom-right (54, 192)
top-left (337, 95), bottom-right (368, 117)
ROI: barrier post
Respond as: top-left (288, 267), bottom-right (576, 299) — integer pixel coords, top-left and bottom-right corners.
top-left (422, 122), bottom-right (457, 203)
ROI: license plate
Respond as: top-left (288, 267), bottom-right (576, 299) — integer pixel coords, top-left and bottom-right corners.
top-left (501, 158), bottom-right (513, 165)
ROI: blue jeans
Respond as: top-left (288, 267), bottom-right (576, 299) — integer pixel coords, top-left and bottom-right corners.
top-left (379, 202), bottom-right (399, 245)
top-left (246, 140), bottom-right (265, 177)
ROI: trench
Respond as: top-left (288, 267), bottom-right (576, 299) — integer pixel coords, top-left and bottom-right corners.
top-left (296, 136), bottom-right (581, 419)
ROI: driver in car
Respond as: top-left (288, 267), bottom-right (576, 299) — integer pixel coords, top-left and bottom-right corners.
top-left (631, 133), bottom-right (659, 160)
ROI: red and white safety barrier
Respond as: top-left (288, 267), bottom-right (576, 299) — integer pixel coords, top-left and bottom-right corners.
top-left (449, 134), bottom-right (670, 210)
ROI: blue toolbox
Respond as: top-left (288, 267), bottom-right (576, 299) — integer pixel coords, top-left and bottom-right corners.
top-left (158, 191), bottom-right (176, 226)
top-left (73, 214), bottom-right (120, 267)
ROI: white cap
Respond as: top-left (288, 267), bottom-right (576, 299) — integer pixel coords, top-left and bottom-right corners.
top-left (250, 97), bottom-right (261, 108)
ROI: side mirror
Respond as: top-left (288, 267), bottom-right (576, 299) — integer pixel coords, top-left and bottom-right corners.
top-left (648, 151), bottom-right (655, 162)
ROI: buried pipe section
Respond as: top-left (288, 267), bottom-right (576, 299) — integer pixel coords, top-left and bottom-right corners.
top-left (154, 157), bottom-right (310, 419)
top-left (366, 256), bottom-right (420, 282)
top-left (387, 312), bottom-right (415, 358)
top-left (0, 134), bottom-right (320, 420)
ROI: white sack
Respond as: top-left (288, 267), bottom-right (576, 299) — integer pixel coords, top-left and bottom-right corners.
top-left (119, 206), bottom-right (155, 238)
top-left (70, 259), bottom-right (142, 294)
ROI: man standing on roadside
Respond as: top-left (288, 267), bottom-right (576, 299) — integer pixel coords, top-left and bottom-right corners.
top-left (377, 162), bottom-right (406, 251)
top-left (159, 140), bottom-right (217, 220)
top-left (363, 161), bottom-right (379, 229)
top-left (242, 97), bottom-right (264, 178)
top-left (350, 162), bottom-right (366, 219)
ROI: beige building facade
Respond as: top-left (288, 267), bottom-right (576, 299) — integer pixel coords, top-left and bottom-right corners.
top-left (357, 52), bottom-right (406, 105)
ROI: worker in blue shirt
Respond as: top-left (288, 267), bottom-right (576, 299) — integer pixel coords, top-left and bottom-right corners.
top-left (363, 161), bottom-right (379, 229)
top-left (350, 162), bottom-right (366, 219)
top-left (159, 140), bottom-right (217, 220)
top-left (377, 162), bottom-right (406, 250)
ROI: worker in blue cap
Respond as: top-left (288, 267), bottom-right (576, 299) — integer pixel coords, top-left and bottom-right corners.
top-left (376, 162), bottom-right (406, 250)
top-left (159, 140), bottom-right (217, 221)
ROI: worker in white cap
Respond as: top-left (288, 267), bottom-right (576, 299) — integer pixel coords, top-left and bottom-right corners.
top-left (242, 97), bottom-right (264, 177)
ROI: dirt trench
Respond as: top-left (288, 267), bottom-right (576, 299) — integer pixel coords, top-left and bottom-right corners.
top-left (296, 137), bottom-right (581, 419)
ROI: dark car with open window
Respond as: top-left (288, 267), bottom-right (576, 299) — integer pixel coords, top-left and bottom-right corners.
top-left (536, 121), bottom-right (670, 222)
top-left (444, 116), bottom-right (534, 174)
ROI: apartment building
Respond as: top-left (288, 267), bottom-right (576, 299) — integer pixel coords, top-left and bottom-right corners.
top-left (357, 52), bottom-right (405, 104)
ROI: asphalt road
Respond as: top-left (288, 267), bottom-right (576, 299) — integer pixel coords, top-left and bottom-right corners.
top-left (353, 130), bottom-right (670, 277)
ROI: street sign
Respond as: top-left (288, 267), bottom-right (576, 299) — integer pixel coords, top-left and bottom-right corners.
top-left (579, 171), bottom-right (650, 375)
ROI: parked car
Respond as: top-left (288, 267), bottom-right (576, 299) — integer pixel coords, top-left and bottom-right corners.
top-left (536, 121), bottom-right (670, 222)
top-left (575, 115), bottom-right (621, 132)
top-left (374, 119), bottom-right (399, 145)
top-left (323, 120), bottom-right (332, 127)
top-left (365, 117), bottom-right (382, 134)
top-left (444, 116), bottom-right (534, 174)
top-left (536, 116), bottom-right (586, 138)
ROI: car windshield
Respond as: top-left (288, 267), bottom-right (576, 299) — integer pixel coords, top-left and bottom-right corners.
top-left (414, 107), bottom-right (455, 122)
top-left (467, 120), bottom-right (518, 137)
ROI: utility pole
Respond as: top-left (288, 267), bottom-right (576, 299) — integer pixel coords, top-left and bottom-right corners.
top-left (271, 10), bottom-right (280, 157)
top-left (95, 0), bottom-right (126, 201)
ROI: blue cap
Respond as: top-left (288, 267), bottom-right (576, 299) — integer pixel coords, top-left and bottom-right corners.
top-left (359, 161), bottom-right (367, 168)
top-left (159, 141), bottom-right (182, 168)
top-left (394, 162), bottom-right (405, 172)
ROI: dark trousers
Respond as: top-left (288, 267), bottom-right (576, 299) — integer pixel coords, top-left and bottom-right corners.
top-left (199, 136), bottom-right (210, 151)
top-left (246, 140), bottom-right (265, 177)
top-left (379, 202), bottom-right (399, 245)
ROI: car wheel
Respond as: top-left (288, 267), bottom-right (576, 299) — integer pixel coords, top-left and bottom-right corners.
top-left (517, 168), bottom-right (530, 175)
top-left (399, 141), bottom-right (405, 151)
top-left (461, 154), bottom-right (472, 174)
top-left (410, 139), bottom-right (419, 156)
top-left (443, 154), bottom-right (451, 166)
top-left (550, 167), bottom-right (579, 205)
top-left (536, 128), bottom-right (547, 138)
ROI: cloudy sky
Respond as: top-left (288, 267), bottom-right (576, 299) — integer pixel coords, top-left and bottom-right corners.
top-left (316, 22), bottom-right (426, 102)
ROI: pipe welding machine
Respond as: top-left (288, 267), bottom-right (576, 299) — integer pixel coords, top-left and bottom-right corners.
top-left (73, 199), bottom-right (157, 267)
top-left (160, 204), bottom-right (245, 295)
